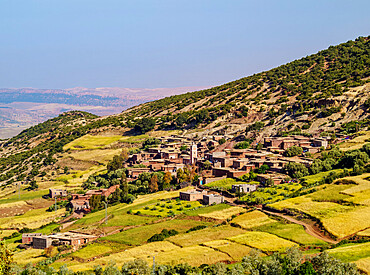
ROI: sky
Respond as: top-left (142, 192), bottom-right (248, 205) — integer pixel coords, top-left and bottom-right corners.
top-left (0, 0), bottom-right (369, 89)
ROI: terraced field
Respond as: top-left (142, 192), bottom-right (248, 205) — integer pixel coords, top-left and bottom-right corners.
top-left (228, 231), bottom-right (297, 252)
top-left (253, 222), bottom-right (327, 245)
top-left (167, 225), bottom-right (246, 247)
top-left (198, 206), bottom-right (245, 220)
top-left (270, 176), bottom-right (370, 239)
top-left (101, 219), bottom-right (213, 245)
top-left (231, 210), bottom-right (276, 229)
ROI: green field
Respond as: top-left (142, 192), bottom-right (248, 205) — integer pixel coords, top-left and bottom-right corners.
top-left (327, 242), bottom-right (370, 262)
top-left (302, 169), bottom-right (344, 185)
top-left (0, 189), bottom-right (48, 205)
top-left (70, 242), bottom-right (128, 260)
top-left (253, 222), bottom-right (327, 245)
top-left (239, 182), bottom-right (302, 204)
top-left (307, 184), bottom-right (355, 203)
top-left (185, 203), bottom-right (231, 216)
top-left (101, 219), bottom-right (213, 245)
top-left (133, 200), bottom-right (202, 217)
top-left (63, 134), bottom-right (124, 150)
top-left (205, 178), bottom-right (239, 190)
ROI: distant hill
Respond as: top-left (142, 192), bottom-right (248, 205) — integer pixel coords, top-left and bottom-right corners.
top-left (0, 86), bottom-right (205, 138)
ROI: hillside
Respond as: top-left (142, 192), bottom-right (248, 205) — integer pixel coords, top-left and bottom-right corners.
top-left (1, 36), bottom-right (369, 187)
top-left (123, 36), bottom-right (370, 138)
top-left (0, 36), bottom-right (369, 274)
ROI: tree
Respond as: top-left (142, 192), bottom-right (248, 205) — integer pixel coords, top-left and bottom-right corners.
top-left (89, 194), bottom-right (102, 211)
top-left (203, 160), bottom-right (212, 170)
top-left (256, 143), bottom-right (263, 151)
top-left (134, 117), bottom-right (156, 134)
top-left (121, 174), bottom-right (128, 199)
top-left (218, 138), bottom-right (226, 145)
top-left (284, 162), bottom-right (309, 178)
top-left (284, 146), bottom-right (303, 157)
top-left (121, 259), bottom-right (151, 275)
top-left (163, 172), bottom-right (172, 190)
top-left (234, 141), bottom-right (250, 149)
top-left (62, 166), bottom-right (69, 174)
top-left (176, 168), bottom-right (186, 183)
top-left (29, 180), bottom-right (38, 190)
top-left (0, 242), bottom-right (12, 275)
top-left (256, 164), bottom-right (269, 174)
top-left (149, 174), bottom-right (158, 193)
top-left (107, 151), bottom-right (128, 171)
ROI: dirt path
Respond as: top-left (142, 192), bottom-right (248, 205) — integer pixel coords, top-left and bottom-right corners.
top-left (260, 208), bottom-right (338, 244)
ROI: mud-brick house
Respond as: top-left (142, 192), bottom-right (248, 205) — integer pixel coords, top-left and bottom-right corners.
top-left (49, 189), bottom-right (68, 198)
top-left (179, 189), bottom-right (207, 201)
top-left (203, 194), bottom-right (224, 205)
top-left (256, 174), bottom-right (285, 185)
top-left (127, 167), bottom-right (151, 179)
top-left (231, 184), bottom-right (257, 193)
top-left (22, 233), bottom-right (42, 245)
top-left (32, 236), bottom-right (53, 249)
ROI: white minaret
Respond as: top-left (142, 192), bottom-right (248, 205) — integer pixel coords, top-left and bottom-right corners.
top-left (190, 143), bottom-right (197, 164)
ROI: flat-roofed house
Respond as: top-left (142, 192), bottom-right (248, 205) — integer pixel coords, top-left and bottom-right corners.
top-left (49, 189), bottom-right (67, 198)
top-left (179, 189), bottom-right (207, 201)
top-left (231, 184), bottom-right (257, 193)
top-left (203, 194), bottom-right (224, 205)
top-left (22, 233), bottom-right (42, 244)
top-left (33, 236), bottom-right (53, 249)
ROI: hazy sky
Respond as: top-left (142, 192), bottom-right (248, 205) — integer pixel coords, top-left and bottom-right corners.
top-left (1, 0), bottom-right (369, 89)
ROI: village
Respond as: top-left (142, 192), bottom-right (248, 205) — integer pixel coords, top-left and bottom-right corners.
top-left (51, 134), bottom-right (332, 216)
top-left (23, 133), bottom-right (335, 251)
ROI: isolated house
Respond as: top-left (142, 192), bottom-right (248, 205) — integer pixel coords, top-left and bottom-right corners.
top-left (179, 189), bottom-right (207, 201)
top-left (49, 189), bottom-right (67, 198)
top-left (22, 233), bottom-right (42, 245)
top-left (231, 184), bottom-right (257, 193)
top-left (203, 194), bottom-right (224, 205)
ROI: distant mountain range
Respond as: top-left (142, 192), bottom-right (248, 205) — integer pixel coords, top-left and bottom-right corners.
top-left (0, 86), bottom-right (206, 139)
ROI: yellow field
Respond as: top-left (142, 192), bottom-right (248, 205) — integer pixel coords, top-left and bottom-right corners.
top-left (0, 201), bottom-right (27, 209)
top-left (0, 207), bottom-right (66, 229)
top-left (167, 225), bottom-right (246, 247)
top-left (202, 239), bottom-right (253, 261)
top-left (338, 173), bottom-right (370, 194)
top-left (228, 231), bottom-right (297, 252)
top-left (356, 257), bottom-right (370, 275)
top-left (321, 206), bottom-right (370, 238)
top-left (55, 165), bottom-right (105, 186)
top-left (270, 194), bottom-right (370, 238)
top-left (0, 230), bottom-right (17, 238)
top-left (63, 134), bottom-right (124, 150)
top-left (155, 245), bottom-right (231, 266)
top-left (339, 131), bottom-right (370, 151)
top-left (335, 173), bottom-right (370, 206)
top-left (231, 210), bottom-right (276, 229)
top-left (68, 241), bottom-right (180, 271)
top-left (357, 228), bottom-right (370, 237)
top-left (13, 249), bottom-right (47, 265)
top-left (69, 149), bottom-right (123, 164)
top-left (199, 206), bottom-right (244, 220)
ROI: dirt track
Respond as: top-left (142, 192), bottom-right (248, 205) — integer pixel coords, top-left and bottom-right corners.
top-left (260, 208), bottom-right (338, 244)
